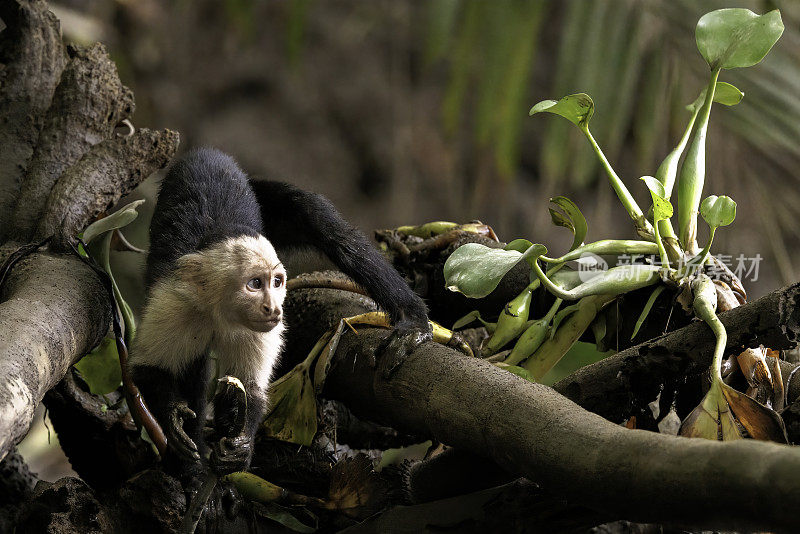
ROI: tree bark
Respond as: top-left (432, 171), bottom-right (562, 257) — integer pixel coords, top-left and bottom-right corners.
top-left (0, 0), bottom-right (179, 461)
top-left (0, 0), bottom-right (66, 235)
top-left (0, 250), bottom-right (109, 461)
top-left (10, 41), bottom-right (135, 240)
top-left (285, 284), bottom-right (800, 532)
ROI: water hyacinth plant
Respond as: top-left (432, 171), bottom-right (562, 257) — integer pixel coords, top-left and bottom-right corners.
top-left (444, 8), bottom-right (787, 443)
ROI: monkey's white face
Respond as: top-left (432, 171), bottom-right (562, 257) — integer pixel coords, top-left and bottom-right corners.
top-left (234, 264), bottom-right (287, 332)
top-left (176, 235), bottom-right (287, 333)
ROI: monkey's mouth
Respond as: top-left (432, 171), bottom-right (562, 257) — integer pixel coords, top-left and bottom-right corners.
top-left (260, 317), bottom-right (281, 329)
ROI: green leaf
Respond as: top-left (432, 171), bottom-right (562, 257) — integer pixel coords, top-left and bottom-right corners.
top-left (529, 93), bottom-right (594, 127)
top-left (493, 362), bottom-right (535, 382)
top-left (452, 310), bottom-right (481, 330)
top-left (549, 196), bottom-right (588, 251)
top-left (263, 362), bottom-right (318, 446)
top-left (483, 287), bottom-right (533, 355)
top-left (444, 243), bottom-right (547, 298)
top-left (700, 195), bottom-right (736, 229)
top-left (256, 502), bottom-right (317, 533)
top-left (82, 199), bottom-right (146, 246)
top-left (545, 239), bottom-right (658, 264)
top-left (74, 337), bottom-right (122, 395)
top-left (505, 319), bottom-right (549, 366)
top-left (640, 176), bottom-right (673, 222)
top-left (533, 261), bottom-right (660, 301)
top-left (504, 238), bottom-right (534, 254)
top-left (686, 82), bottom-right (744, 112)
top-left (504, 239), bottom-right (540, 270)
top-left (679, 379), bottom-right (742, 441)
top-left (640, 175), bottom-right (665, 199)
top-left (696, 9), bottom-right (783, 70)
top-left (82, 200), bottom-right (145, 345)
top-left (631, 285), bottom-right (666, 340)
top-left (550, 303), bottom-right (581, 338)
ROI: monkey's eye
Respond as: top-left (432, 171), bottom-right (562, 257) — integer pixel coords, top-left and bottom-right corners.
top-left (273, 274), bottom-right (284, 288)
top-left (247, 278), bottom-right (263, 290)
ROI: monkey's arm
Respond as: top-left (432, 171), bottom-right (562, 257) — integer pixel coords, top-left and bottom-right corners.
top-left (131, 362), bottom-right (208, 464)
top-left (250, 181), bottom-right (430, 332)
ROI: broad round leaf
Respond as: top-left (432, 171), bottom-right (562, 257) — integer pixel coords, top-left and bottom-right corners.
top-left (505, 238), bottom-right (534, 254)
top-left (74, 337), bottom-right (122, 395)
top-left (696, 9), bottom-right (783, 70)
top-left (700, 195), bottom-right (737, 229)
top-left (529, 93), bottom-right (594, 126)
top-left (444, 243), bottom-right (547, 298)
top-left (686, 82), bottom-right (744, 112)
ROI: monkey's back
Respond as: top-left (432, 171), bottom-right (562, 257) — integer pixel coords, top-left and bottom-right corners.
top-left (145, 148), bottom-right (263, 287)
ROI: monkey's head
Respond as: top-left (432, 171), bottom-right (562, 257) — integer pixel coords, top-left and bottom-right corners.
top-left (177, 235), bottom-right (287, 332)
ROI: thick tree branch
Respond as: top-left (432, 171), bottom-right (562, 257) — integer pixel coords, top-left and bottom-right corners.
top-left (11, 42), bottom-right (135, 239)
top-left (0, 250), bottom-right (109, 461)
top-left (43, 370), bottom-right (158, 490)
top-left (0, 0), bottom-right (66, 234)
top-left (36, 127), bottom-right (179, 246)
top-left (285, 284), bottom-right (800, 532)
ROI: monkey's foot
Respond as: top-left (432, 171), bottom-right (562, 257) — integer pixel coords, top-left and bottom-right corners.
top-left (210, 435), bottom-right (253, 476)
top-left (214, 477), bottom-right (243, 520)
top-left (377, 327), bottom-right (433, 379)
top-left (166, 402), bottom-right (201, 461)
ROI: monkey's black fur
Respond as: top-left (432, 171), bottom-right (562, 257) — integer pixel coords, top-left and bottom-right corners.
top-left (250, 180), bottom-right (429, 329)
top-left (132, 148), bottom-right (429, 479)
top-left (144, 149), bottom-right (263, 287)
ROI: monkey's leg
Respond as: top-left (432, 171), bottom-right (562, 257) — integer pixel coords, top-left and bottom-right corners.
top-left (210, 379), bottom-right (267, 475)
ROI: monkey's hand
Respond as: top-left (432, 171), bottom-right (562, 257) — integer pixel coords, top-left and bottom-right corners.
top-left (166, 402), bottom-right (201, 461)
top-left (210, 435), bottom-right (253, 476)
top-left (377, 318), bottom-right (433, 379)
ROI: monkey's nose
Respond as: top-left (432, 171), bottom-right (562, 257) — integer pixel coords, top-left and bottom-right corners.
top-left (263, 306), bottom-right (281, 320)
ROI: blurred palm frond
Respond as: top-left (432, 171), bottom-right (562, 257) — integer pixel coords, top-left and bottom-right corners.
top-left (429, 0), bottom-right (800, 285)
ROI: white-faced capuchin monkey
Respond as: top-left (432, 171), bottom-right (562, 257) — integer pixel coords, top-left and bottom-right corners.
top-left (129, 148), bottom-right (430, 478)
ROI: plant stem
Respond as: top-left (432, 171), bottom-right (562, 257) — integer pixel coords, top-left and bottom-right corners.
top-left (677, 68), bottom-right (720, 252)
top-left (694, 226), bottom-right (716, 268)
top-left (676, 227), bottom-right (716, 279)
top-left (580, 125), bottom-right (653, 237)
top-left (655, 93), bottom-right (700, 249)
top-left (706, 312), bottom-right (726, 382)
top-left (657, 106), bottom-right (700, 199)
top-left (544, 298), bottom-right (563, 322)
top-left (179, 472), bottom-right (218, 534)
top-left (691, 274), bottom-right (726, 382)
top-left (653, 217), bottom-right (669, 269)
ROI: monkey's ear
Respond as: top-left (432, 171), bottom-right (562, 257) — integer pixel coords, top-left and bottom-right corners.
top-left (176, 253), bottom-right (206, 286)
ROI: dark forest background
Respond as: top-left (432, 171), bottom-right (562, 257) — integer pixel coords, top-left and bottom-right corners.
top-left (16, 0), bottom-right (800, 480)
